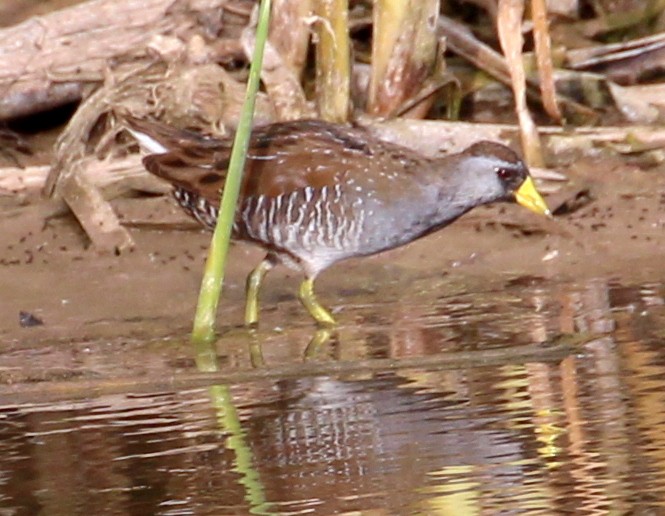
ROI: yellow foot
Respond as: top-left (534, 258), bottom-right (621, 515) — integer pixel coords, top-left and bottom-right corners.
top-left (298, 278), bottom-right (337, 327)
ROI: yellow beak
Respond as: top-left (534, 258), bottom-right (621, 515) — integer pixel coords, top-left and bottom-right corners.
top-left (515, 176), bottom-right (551, 216)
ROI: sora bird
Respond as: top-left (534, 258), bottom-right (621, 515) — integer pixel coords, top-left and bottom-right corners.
top-left (125, 117), bottom-right (550, 327)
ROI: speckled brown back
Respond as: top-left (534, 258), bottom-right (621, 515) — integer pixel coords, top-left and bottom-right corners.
top-left (132, 118), bottom-right (434, 207)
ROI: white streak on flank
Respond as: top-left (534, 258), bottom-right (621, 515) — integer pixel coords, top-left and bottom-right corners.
top-left (333, 213), bottom-right (343, 250)
top-left (303, 196), bottom-right (318, 251)
top-left (282, 192), bottom-right (296, 247)
top-left (259, 196), bottom-right (270, 242)
top-left (294, 192), bottom-right (305, 228)
top-left (125, 128), bottom-right (168, 154)
top-left (268, 196), bottom-right (277, 229)
top-left (286, 190), bottom-right (296, 224)
top-left (245, 196), bottom-right (261, 241)
top-left (356, 208), bottom-right (366, 242)
top-left (208, 203), bottom-right (218, 223)
top-left (241, 199), bottom-right (253, 238)
top-left (334, 184), bottom-right (342, 203)
top-left (314, 195), bottom-right (325, 246)
top-left (325, 200), bottom-right (335, 247)
top-left (346, 214), bottom-right (356, 244)
top-left (274, 193), bottom-right (283, 215)
top-left (316, 191), bottom-right (324, 222)
top-left (271, 195), bottom-right (284, 242)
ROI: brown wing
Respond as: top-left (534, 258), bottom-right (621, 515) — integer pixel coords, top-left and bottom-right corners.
top-left (126, 116), bottom-right (232, 197)
top-left (131, 118), bottom-right (429, 206)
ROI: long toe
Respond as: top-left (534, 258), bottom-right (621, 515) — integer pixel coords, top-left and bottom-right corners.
top-left (298, 278), bottom-right (337, 327)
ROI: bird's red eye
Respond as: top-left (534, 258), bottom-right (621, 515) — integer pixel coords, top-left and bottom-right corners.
top-left (496, 167), bottom-right (513, 180)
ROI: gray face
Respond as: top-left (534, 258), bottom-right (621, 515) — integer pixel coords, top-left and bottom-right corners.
top-left (455, 141), bottom-right (529, 204)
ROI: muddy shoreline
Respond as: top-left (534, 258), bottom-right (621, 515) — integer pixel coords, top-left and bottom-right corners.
top-left (1, 153), bottom-right (663, 346)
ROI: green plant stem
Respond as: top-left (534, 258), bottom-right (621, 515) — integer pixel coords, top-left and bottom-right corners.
top-left (194, 338), bottom-right (270, 513)
top-left (191, 0), bottom-right (272, 344)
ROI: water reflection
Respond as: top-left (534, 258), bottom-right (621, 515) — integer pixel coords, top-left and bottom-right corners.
top-left (0, 275), bottom-right (664, 514)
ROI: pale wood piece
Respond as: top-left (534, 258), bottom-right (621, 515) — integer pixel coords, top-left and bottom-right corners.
top-left (497, 0), bottom-right (544, 167)
top-left (0, 0), bottom-right (227, 120)
top-left (0, 156), bottom-right (166, 197)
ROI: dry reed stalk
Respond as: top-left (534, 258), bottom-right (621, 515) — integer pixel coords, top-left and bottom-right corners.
top-left (368, 0), bottom-right (440, 117)
top-left (497, 0), bottom-right (544, 167)
top-left (313, 0), bottom-right (351, 122)
top-left (532, 0), bottom-right (562, 122)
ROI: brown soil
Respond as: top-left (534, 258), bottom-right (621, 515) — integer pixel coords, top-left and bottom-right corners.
top-left (1, 149), bottom-right (664, 346)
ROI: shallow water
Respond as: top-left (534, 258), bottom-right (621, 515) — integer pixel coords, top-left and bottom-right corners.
top-left (1, 273), bottom-right (665, 515)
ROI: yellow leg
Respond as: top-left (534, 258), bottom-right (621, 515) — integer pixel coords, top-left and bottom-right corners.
top-left (298, 277), bottom-right (337, 327)
top-left (244, 258), bottom-right (274, 327)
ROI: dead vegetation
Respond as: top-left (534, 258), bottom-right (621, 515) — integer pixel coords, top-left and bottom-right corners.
top-left (1, 0), bottom-right (665, 250)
